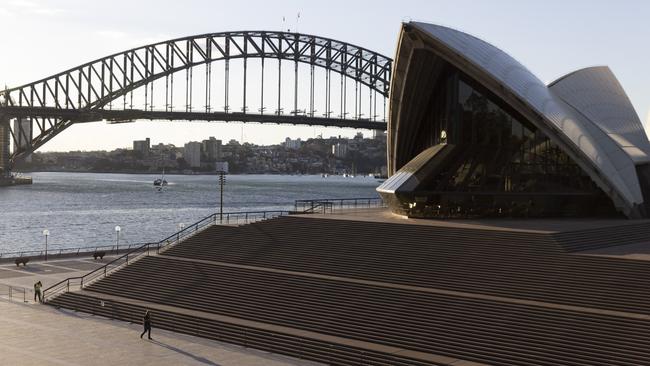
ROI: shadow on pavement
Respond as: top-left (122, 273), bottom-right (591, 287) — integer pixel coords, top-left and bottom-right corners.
top-left (150, 339), bottom-right (221, 366)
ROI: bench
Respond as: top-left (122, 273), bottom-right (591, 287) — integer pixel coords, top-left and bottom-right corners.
top-left (15, 257), bottom-right (29, 267)
top-left (92, 251), bottom-right (106, 260)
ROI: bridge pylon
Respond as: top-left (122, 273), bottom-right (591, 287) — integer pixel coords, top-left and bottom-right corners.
top-left (0, 115), bottom-right (10, 179)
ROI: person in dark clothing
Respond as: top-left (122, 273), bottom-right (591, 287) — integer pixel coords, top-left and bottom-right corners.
top-left (33, 281), bottom-right (42, 303)
top-left (140, 310), bottom-right (152, 339)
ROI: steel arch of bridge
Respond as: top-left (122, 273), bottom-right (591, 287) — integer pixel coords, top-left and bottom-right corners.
top-left (0, 30), bottom-right (392, 164)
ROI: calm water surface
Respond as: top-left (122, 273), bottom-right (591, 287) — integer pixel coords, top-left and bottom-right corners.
top-left (0, 172), bottom-right (380, 253)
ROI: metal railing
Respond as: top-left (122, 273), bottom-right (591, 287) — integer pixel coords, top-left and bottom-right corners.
top-left (42, 209), bottom-right (291, 302)
top-left (0, 283), bottom-right (31, 303)
top-left (217, 210), bottom-right (292, 225)
top-left (0, 243), bottom-right (147, 260)
top-left (294, 197), bottom-right (385, 214)
top-left (39, 200), bottom-right (382, 301)
top-left (1, 211), bottom-right (295, 261)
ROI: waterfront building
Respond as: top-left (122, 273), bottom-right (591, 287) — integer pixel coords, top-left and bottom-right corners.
top-left (132, 138), bottom-right (150, 154)
top-left (202, 137), bottom-right (222, 161)
top-left (379, 22), bottom-right (650, 219)
top-left (284, 137), bottom-right (302, 150)
top-left (183, 141), bottom-right (202, 168)
top-left (331, 141), bottom-right (348, 158)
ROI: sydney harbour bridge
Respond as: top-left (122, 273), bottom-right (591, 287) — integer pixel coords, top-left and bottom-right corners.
top-left (0, 31), bottom-right (392, 178)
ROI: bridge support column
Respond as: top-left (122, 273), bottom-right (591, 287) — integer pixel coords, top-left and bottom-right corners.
top-left (0, 116), bottom-right (10, 178)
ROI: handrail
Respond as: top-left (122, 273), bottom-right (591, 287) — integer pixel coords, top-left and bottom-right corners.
top-left (294, 197), bottom-right (385, 214)
top-left (41, 199), bottom-right (383, 302)
top-left (0, 243), bottom-right (149, 260)
top-left (42, 209), bottom-right (291, 302)
top-left (1, 211), bottom-right (295, 260)
top-left (0, 283), bottom-right (31, 303)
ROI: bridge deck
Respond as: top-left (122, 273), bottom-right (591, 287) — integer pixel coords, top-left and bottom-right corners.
top-left (0, 106), bottom-right (387, 130)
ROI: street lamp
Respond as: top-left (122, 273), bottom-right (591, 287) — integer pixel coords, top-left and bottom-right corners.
top-left (115, 226), bottom-right (121, 254)
top-left (42, 229), bottom-right (50, 261)
top-left (177, 223), bottom-right (185, 242)
top-left (218, 172), bottom-right (226, 222)
top-left (215, 162), bottom-right (228, 223)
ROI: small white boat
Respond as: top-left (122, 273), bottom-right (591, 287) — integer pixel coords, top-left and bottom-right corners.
top-left (153, 169), bottom-right (168, 191)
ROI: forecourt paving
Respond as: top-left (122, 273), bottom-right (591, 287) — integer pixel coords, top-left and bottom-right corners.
top-left (0, 298), bottom-right (321, 366)
top-left (0, 256), bottom-right (321, 366)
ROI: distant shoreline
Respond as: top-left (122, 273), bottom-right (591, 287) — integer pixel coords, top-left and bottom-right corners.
top-left (14, 170), bottom-right (376, 177)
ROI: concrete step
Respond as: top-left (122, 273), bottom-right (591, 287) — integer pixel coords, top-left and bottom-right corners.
top-left (46, 216), bottom-right (650, 365)
top-left (49, 291), bottom-right (458, 366)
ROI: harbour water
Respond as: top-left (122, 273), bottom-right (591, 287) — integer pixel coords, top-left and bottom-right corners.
top-left (0, 172), bottom-right (380, 254)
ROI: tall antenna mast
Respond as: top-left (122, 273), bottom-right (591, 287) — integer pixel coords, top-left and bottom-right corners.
top-left (296, 12), bottom-right (301, 33)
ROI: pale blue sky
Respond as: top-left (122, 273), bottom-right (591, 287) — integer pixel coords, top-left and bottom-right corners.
top-left (0, 0), bottom-right (648, 151)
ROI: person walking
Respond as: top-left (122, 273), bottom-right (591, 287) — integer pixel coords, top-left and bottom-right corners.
top-left (140, 310), bottom-right (152, 339)
top-left (33, 281), bottom-right (42, 303)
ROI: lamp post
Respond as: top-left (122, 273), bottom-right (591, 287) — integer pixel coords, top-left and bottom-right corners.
top-left (215, 162), bottom-right (228, 223)
top-left (218, 171), bottom-right (226, 222)
top-left (42, 229), bottom-right (50, 261)
top-left (177, 223), bottom-right (185, 241)
top-left (114, 226), bottom-right (121, 254)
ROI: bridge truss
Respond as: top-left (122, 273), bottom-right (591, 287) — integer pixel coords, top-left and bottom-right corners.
top-left (0, 31), bottom-right (392, 166)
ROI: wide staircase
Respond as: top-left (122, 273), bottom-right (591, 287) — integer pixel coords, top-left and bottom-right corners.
top-left (553, 221), bottom-right (650, 252)
top-left (48, 216), bottom-right (650, 365)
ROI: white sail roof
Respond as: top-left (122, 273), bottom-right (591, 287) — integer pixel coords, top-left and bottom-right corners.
top-left (549, 66), bottom-right (650, 163)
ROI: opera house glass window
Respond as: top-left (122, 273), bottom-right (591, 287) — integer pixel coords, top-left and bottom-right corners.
top-left (434, 75), bottom-right (595, 194)
top-left (399, 69), bottom-right (617, 218)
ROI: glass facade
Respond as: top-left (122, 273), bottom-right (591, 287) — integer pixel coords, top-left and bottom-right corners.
top-left (398, 66), bottom-right (618, 218)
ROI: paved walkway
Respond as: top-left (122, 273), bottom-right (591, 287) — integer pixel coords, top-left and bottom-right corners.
top-left (0, 255), bottom-right (123, 303)
top-left (0, 298), bottom-right (320, 366)
top-left (0, 256), bottom-right (320, 365)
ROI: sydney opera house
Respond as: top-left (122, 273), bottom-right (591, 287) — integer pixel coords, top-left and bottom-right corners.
top-left (8, 21), bottom-right (650, 366)
top-left (379, 22), bottom-right (650, 219)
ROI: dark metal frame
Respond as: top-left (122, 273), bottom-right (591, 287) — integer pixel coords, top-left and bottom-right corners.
top-left (0, 31), bottom-right (392, 164)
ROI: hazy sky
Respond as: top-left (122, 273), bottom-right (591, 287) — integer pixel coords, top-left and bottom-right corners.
top-left (0, 0), bottom-right (648, 151)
